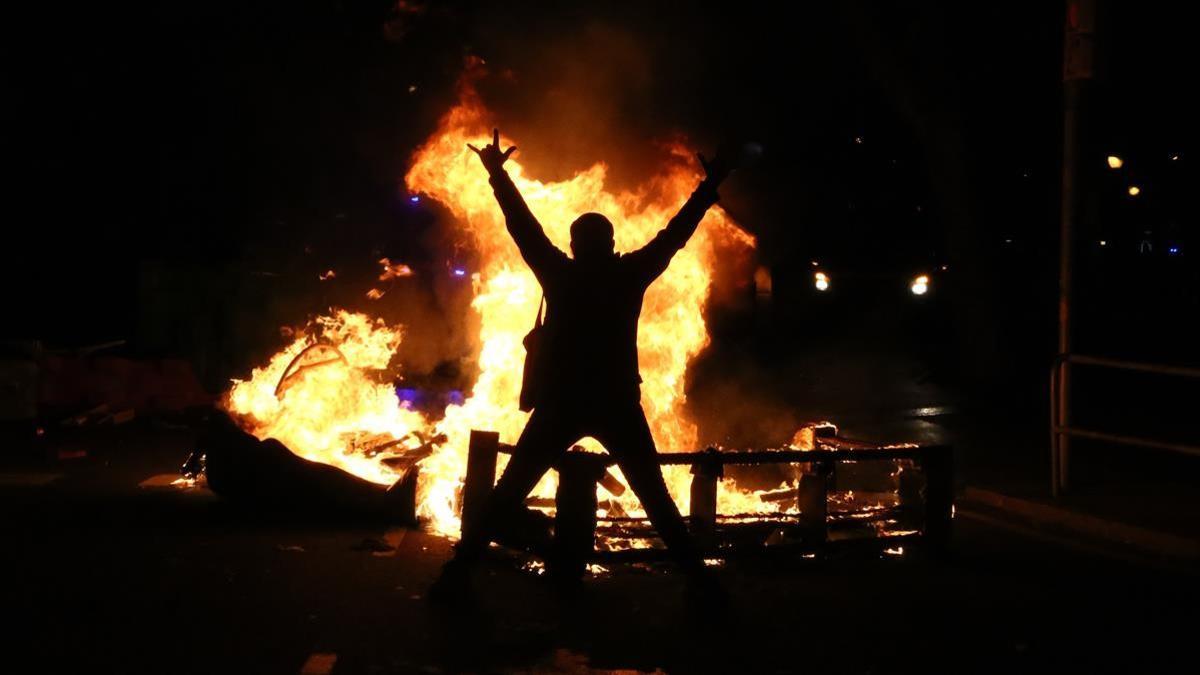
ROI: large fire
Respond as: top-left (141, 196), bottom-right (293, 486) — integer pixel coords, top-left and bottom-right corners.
top-left (225, 77), bottom-right (779, 538)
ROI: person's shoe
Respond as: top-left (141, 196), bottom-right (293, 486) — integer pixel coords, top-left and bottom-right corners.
top-left (428, 558), bottom-right (475, 606)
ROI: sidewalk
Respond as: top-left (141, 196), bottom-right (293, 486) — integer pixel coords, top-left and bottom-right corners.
top-left (941, 404), bottom-right (1200, 569)
top-left (828, 394), bottom-right (1200, 569)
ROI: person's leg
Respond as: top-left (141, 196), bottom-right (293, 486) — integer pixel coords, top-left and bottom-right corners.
top-left (449, 405), bottom-right (579, 563)
top-left (593, 403), bottom-right (705, 575)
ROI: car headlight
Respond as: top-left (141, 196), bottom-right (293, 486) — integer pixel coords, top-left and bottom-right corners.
top-left (814, 271), bottom-right (830, 292)
top-left (910, 274), bottom-right (930, 296)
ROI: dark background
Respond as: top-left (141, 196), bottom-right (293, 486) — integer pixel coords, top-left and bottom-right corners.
top-left (3, 1), bottom-right (1196, 420)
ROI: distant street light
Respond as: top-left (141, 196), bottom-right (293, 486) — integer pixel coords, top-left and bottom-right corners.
top-left (1107, 155), bottom-right (1124, 169)
top-left (814, 271), bottom-right (830, 292)
top-left (1127, 186), bottom-right (1141, 196)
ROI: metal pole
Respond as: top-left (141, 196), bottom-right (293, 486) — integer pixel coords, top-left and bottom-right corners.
top-left (1058, 0), bottom-right (1097, 494)
top-left (1050, 363), bottom-right (1062, 495)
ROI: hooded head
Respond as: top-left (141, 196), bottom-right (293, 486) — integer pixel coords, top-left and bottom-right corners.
top-left (569, 212), bottom-right (616, 261)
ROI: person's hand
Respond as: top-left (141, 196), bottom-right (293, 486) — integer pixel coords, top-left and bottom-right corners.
top-left (467, 128), bottom-right (517, 175)
top-left (698, 142), bottom-right (762, 186)
top-left (697, 149), bottom-right (734, 186)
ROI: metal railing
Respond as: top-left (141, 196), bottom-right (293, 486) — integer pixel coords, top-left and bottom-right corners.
top-left (1050, 353), bottom-right (1200, 495)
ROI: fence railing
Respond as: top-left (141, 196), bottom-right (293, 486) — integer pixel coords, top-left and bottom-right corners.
top-left (1050, 353), bottom-right (1200, 495)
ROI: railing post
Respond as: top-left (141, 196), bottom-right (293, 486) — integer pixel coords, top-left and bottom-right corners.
top-left (796, 460), bottom-right (831, 544)
top-left (1050, 361), bottom-right (1060, 496)
top-left (553, 451), bottom-right (605, 580)
top-left (1058, 358), bottom-right (1072, 493)
top-left (897, 461), bottom-right (926, 531)
top-left (921, 446), bottom-right (954, 553)
top-left (689, 448), bottom-right (723, 551)
top-left (461, 430), bottom-right (499, 546)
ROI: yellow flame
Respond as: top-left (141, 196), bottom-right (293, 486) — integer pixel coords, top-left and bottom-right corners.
top-left (222, 80), bottom-right (820, 539)
top-left (405, 80), bottom-right (758, 531)
top-left (226, 310), bottom-right (428, 484)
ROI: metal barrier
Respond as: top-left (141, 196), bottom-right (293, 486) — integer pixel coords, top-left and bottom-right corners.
top-left (1050, 353), bottom-right (1200, 495)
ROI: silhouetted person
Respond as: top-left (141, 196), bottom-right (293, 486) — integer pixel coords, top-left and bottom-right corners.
top-left (432, 128), bottom-right (734, 600)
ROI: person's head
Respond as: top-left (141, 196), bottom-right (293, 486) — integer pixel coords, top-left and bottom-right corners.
top-left (569, 212), bottom-right (616, 261)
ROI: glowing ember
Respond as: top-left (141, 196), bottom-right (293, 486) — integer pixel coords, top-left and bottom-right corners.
top-left (378, 258), bottom-right (414, 281)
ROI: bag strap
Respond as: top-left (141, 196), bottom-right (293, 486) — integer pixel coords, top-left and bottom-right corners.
top-left (533, 295), bottom-right (545, 327)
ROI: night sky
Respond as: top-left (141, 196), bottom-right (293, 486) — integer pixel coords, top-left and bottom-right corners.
top-left (5, 2), bottom-right (1195, 375)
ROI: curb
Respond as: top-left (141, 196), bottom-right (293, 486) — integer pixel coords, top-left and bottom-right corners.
top-left (959, 486), bottom-right (1200, 568)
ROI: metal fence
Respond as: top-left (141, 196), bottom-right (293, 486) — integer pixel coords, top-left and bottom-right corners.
top-left (1050, 353), bottom-right (1200, 495)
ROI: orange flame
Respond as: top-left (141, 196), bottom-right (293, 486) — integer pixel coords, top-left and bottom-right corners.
top-left (378, 258), bottom-right (414, 281)
top-left (225, 79), bottom-right (779, 538)
top-left (404, 81), bottom-right (760, 530)
top-left (226, 310), bottom-right (428, 484)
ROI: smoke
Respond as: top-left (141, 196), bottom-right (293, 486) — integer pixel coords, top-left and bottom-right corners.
top-left (465, 21), bottom-right (705, 190)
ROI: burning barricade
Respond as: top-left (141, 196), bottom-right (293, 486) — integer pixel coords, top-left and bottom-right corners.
top-left (190, 80), bottom-right (953, 572)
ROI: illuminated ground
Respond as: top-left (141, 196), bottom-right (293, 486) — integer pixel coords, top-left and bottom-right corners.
top-left (2, 423), bottom-right (1195, 674)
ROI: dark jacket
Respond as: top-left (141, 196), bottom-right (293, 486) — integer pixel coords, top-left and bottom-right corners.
top-left (488, 168), bottom-right (720, 405)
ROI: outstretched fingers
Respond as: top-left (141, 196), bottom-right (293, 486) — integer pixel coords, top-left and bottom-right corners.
top-left (467, 129), bottom-right (516, 167)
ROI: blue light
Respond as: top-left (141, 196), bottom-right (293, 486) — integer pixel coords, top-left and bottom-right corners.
top-left (409, 195), bottom-right (420, 203)
top-left (453, 268), bottom-right (466, 277)
top-left (1168, 246), bottom-right (1180, 255)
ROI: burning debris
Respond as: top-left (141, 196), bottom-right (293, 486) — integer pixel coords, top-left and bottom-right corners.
top-left (198, 410), bottom-right (419, 523)
top-left (221, 81), bottom-right (760, 538)
top-left (212, 77), bottom-right (952, 567)
top-left (226, 310), bottom-right (429, 487)
top-left (377, 258), bottom-right (414, 281)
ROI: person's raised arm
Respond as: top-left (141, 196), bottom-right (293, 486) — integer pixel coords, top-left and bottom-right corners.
top-left (469, 129), bottom-right (567, 280)
top-left (625, 150), bottom-right (734, 284)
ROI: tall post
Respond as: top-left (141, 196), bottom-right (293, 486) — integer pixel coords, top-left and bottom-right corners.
top-left (1057, 0), bottom-right (1097, 495)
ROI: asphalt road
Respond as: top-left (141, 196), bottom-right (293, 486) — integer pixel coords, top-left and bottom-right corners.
top-left (2, 423), bottom-right (1194, 674)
